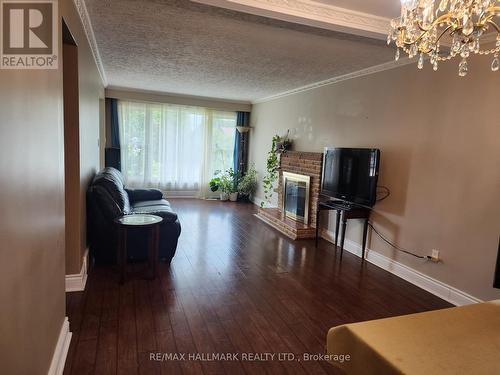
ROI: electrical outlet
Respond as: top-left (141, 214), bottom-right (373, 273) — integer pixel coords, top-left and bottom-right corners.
top-left (431, 249), bottom-right (440, 262)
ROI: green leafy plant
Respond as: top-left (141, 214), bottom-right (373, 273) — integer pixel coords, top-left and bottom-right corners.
top-left (225, 168), bottom-right (239, 193)
top-left (209, 174), bottom-right (222, 192)
top-left (209, 168), bottom-right (238, 194)
top-left (261, 132), bottom-right (293, 207)
top-left (220, 174), bottom-right (233, 194)
top-left (237, 164), bottom-right (258, 198)
top-left (261, 135), bottom-right (281, 207)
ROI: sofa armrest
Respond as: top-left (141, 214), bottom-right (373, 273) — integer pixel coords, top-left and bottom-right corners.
top-left (125, 188), bottom-right (163, 203)
top-left (149, 210), bottom-right (178, 224)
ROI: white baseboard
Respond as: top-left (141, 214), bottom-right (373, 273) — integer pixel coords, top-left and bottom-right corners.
top-left (65, 249), bottom-right (88, 292)
top-left (47, 317), bottom-right (72, 375)
top-left (320, 228), bottom-right (482, 306)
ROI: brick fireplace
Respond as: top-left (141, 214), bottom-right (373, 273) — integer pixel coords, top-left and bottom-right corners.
top-left (256, 151), bottom-right (323, 240)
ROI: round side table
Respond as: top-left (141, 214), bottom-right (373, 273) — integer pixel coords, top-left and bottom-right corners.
top-left (114, 214), bottom-right (163, 284)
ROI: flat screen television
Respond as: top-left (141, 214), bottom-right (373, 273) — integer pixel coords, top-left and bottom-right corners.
top-left (321, 147), bottom-right (380, 207)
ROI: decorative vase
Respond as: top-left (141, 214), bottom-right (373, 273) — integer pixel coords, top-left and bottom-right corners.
top-left (220, 192), bottom-right (228, 201)
top-left (229, 192), bottom-right (238, 202)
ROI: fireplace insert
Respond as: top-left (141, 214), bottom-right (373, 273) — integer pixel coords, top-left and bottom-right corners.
top-left (282, 172), bottom-right (310, 224)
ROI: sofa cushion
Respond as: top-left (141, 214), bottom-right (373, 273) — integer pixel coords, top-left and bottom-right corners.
top-left (131, 199), bottom-right (178, 223)
top-left (132, 199), bottom-right (170, 209)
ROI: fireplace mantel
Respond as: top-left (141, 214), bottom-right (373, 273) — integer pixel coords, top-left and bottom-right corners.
top-left (256, 151), bottom-right (323, 240)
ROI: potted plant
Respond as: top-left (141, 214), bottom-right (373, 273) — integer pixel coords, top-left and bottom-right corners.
top-left (237, 164), bottom-right (258, 201)
top-left (225, 168), bottom-right (239, 202)
top-left (275, 129), bottom-right (293, 154)
top-left (209, 171), bottom-right (232, 201)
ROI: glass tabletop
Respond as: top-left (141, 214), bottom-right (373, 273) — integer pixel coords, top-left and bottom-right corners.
top-left (115, 214), bottom-right (163, 226)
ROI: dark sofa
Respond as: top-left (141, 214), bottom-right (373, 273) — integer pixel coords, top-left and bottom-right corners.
top-left (87, 167), bottom-right (181, 264)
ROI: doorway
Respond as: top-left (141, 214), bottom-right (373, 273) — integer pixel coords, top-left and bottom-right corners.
top-left (62, 20), bottom-right (82, 276)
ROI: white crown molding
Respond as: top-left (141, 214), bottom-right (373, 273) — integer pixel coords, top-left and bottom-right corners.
top-left (106, 86), bottom-right (252, 111)
top-left (47, 317), bottom-right (72, 375)
top-left (320, 228), bottom-right (482, 306)
top-left (192, 0), bottom-right (391, 39)
top-left (73, 0), bottom-right (108, 86)
top-left (252, 57), bottom-right (415, 104)
top-left (65, 249), bottom-right (88, 292)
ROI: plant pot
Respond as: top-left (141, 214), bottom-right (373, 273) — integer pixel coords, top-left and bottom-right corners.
top-left (276, 140), bottom-right (292, 153)
top-left (219, 192), bottom-right (228, 201)
top-left (239, 193), bottom-right (250, 202)
top-left (229, 192), bottom-right (239, 202)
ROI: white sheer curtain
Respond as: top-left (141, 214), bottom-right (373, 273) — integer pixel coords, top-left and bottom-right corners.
top-left (118, 101), bottom-right (236, 197)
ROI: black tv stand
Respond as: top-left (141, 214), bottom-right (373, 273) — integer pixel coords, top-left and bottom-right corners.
top-left (315, 200), bottom-right (371, 260)
top-left (324, 200), bottom-right (355, 209)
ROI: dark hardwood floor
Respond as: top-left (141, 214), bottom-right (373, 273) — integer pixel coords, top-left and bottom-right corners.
top-left (64, 199), bottom-right (451, 375)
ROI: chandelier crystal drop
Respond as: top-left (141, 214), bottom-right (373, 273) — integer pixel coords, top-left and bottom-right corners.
top-left (493, 53), bottom-right (500, 70)
top-left (418, 52), bottom-right (425, 68)
top-left (388, 0), bottom-right (500, 76)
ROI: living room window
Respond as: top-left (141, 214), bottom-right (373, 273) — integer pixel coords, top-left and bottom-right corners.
top-left (118, 100), bottom-right (236, 196)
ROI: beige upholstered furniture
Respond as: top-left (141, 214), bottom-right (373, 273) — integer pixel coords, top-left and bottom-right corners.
top-left (326, 300), bottom-right (500, 375)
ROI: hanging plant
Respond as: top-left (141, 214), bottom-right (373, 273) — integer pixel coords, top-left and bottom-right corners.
top-left (261, 132), bottom-right (292, 208)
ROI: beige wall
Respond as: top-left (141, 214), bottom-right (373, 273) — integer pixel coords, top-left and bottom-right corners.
top-left (61, 0), bottom-right (105, 275)
top-left (0, 0), bottom-right (103, 373)
top-left (249, 56), bottom-right (500, 301)
top-left (0, 67), bottom-right (65, 375)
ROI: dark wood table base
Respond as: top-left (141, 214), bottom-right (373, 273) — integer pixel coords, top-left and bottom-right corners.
top-left (315, 201), bottom-right (370, 259)
top-left (116, 215), bottom-right (162, 284)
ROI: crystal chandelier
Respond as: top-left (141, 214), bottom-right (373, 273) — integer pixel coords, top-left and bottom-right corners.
top-left (388, 0), bottom-right (500, 76)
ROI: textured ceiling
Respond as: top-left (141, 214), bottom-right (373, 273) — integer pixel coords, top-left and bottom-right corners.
top-left (85, 0), bottom-right (396, 102)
